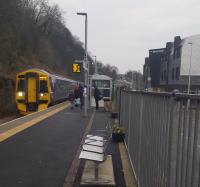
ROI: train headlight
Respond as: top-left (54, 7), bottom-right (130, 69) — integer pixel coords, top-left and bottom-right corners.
top-left (18, 92), bottom-right (23, 97)
top-left (40, 93), bottom-right (44, 97)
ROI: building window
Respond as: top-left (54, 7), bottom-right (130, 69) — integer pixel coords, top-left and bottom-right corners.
top-left (172, 68), bottom-right (174, 80)
top-left (176, 67), bottom-right (179, 80)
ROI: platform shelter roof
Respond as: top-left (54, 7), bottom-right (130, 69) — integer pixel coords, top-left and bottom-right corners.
top-left (90, 74), bottom-right (112, 80)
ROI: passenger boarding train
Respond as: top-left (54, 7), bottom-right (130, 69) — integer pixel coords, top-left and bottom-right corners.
top-left (16, 68), bottom-right (78, 114)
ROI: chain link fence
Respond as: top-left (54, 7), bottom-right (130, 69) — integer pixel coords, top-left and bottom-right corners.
top-left (117, 90), bottom-right (200, 187)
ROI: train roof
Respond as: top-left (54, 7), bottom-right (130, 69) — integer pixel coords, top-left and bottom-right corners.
top-left (50, 74), bottom-right (76, 82)
top-left (17, 68), bottom-right (50, 75)
top-left (17, 68), bottom-right (77, 82)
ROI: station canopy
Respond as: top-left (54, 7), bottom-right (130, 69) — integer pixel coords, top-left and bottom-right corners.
top-left (90, 74), bottom-right (112, 81)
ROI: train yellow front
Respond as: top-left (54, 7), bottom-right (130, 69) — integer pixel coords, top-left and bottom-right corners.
top-left (16, 69), bottom-right (76, 114)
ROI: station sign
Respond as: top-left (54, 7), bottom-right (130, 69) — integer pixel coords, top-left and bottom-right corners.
top-left (72, 63), bottom-right (81, 73)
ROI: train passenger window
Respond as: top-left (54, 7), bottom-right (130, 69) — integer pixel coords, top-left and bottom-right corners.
top-left (17, 80), bottom-right (25, 91)
top-left (49, 77), bottom-right (54, 91)
top-left (40, 80), bottom-right (48, 93)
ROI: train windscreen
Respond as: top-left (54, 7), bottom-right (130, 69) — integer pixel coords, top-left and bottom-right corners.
top-left (40, 80), bottom-right (48, 93)
top-left (17, 80), bottom-right (25, 91)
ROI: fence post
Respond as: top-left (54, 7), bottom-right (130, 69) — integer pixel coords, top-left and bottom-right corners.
top-left (167, 96), bottom-right (180, 187)
top-left (191, 101), bottom-right (200, 187)
top-left (127, 92), bottom-right (132, 151)
top-left (138, 93), bottom-right (144, 187)
top-left (118, 88), bottom-right (122, 123)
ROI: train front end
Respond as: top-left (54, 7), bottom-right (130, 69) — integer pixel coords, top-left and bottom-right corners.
top-left (16, 69), bottom-right (51, 114)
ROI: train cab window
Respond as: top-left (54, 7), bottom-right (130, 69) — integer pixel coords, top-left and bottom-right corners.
top-left (17, 80), bottom-right (25, 91)
top-left (40, 80), bottom-right (48, 93)
top-left (18, 75), bottom-right (25, 78)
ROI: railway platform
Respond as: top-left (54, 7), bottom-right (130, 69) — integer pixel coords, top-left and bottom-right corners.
top-left (0, 102), bottom-right (136, 187)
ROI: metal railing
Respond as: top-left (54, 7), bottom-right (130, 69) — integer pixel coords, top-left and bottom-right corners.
top-left (118, 90), bottom-right (200, 187)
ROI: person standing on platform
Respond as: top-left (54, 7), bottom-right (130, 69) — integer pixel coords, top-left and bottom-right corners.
top-left (74, 86), bottom-right (79, 100)
top-left (69, 90), bottom-right (75, 110)
top-left (94, 85), bottom-right (101, 109)
top-left (78, 84), bottom-right (84, 110)
top-left (74, 85), bottom-right (80, 109)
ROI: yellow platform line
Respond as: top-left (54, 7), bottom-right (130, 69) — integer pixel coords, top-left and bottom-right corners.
top-left (0, 104), bottom-right (69, 142)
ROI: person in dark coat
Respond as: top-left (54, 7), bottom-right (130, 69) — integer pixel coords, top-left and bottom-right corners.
top-left (94, 85), bottom-right (101, 109)
top-left (78, 84), bottom-right (84, 109)
top-left (74, 86), bottom-right (79, 99)
top-left (73, 84), bottom-right (83, 109)
top-left (69, 90), bottom-right (75, 110)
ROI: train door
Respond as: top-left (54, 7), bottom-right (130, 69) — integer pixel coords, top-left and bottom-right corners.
top-left (27, 77), bottom-right (36, 103)
top-left (26, 72), bottom-right (38, 112)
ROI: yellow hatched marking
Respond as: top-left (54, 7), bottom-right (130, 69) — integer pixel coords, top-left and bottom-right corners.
top-left (0, 104), bottom-right (69, 142)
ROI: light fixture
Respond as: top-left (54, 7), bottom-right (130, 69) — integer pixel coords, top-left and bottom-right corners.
top-left (18, 92), bottom-right (23, 97)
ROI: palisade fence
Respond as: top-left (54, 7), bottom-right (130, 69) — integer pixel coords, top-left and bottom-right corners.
top-left (116, 89), bottom-right (200, 187)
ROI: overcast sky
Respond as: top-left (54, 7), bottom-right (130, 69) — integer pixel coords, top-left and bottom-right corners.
top-left (49, 0), bottom-right (200, 74)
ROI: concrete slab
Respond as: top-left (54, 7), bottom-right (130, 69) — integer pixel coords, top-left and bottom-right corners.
top-left (119, 143), bottom-right (138, 187)
top-left (80, 155), bottom-right (115, 185)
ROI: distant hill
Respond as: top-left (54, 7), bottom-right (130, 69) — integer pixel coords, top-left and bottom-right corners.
top-left (0, 0), bottom-right (90, 81)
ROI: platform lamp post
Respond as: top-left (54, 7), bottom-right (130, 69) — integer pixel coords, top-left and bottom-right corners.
top-left (187, 42), bottom-right (193, 94)
top-left (131, 71), bottom-right (134, 90)
top-left (93, 56), bottom-right (98, 74)
top-left (77, 12), bottom-right (88, 117)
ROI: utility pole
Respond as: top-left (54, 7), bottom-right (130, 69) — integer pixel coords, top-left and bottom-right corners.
top-left (77, 12), bottom-right (88, 117)
top-left (187, 42), bottom-right (193, 94)
top-left (94, 56), bottom-right (97, 74)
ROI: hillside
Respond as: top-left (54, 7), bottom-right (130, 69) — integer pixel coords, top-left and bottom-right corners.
top-left (0, 0), bottom-right (91, 117)
top-left (0, 0), bottom-right (89, 81)
top-left (0, 0), bottom-right (119, 118)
